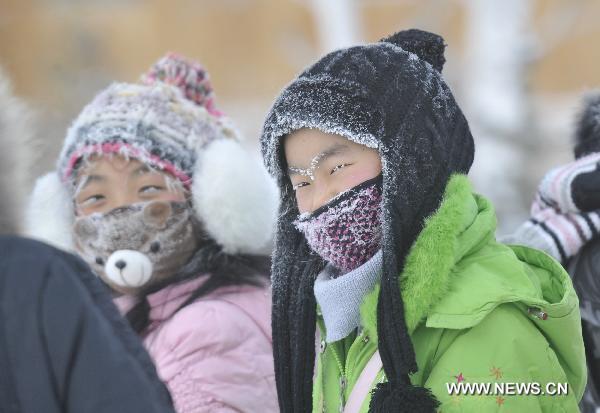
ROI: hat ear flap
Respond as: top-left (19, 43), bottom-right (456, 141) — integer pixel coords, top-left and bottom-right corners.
top-left (192, 139), bottom-right (279, 255)
top-left (24, 172), bottom-right (74, 251)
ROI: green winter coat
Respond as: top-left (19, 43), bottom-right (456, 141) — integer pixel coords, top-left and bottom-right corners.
top-left (313, 174), bottom-right (586, 413)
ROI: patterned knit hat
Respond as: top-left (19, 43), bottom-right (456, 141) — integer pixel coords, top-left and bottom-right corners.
top-left (26, 53), bottom-right (278, 255)
top-left (58, 53), bottom-right (232, 188)
top-left (261, 29), bottom-right (474, 412)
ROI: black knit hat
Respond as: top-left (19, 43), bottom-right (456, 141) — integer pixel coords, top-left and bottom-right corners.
top-left (261, 29), bottom-right (474, 412)
top-left (574, 91), bottom-right (600, 159)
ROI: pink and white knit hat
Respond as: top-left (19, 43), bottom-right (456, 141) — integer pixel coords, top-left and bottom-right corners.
top-left (58, 53), bottom-right (234, 189)
top-left (25, 53), bottom-right (278, 255)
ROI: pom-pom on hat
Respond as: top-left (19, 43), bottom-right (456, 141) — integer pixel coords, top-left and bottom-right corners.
top-left (381, 29), bottom-right (446, 71)
top-left (26, 53), bottom-right (278, 256)
top-left (141, 52), bottom-right (223, 118)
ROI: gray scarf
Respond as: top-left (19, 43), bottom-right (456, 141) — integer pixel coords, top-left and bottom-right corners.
top-left (314, 250), bottom-right (382, 342)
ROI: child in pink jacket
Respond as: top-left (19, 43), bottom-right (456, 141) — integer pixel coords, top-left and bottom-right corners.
top-left (25, 54), bottom-right (279, 412)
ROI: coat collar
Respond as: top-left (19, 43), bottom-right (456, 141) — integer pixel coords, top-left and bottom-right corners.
top-left (359, 174), bottom-right (494, 341)
top-left (112, 275), bottom-right (210, 329)
top-left (146, 275), bottom-right (209, 323)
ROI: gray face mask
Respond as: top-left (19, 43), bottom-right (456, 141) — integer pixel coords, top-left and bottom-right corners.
top-left (72, 201), bottom-right (200, 295)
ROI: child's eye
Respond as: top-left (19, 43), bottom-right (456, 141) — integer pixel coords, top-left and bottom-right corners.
top-left (292, 182), bottom-right (310, 191)
top-left (140, 185), bottom-right (165, 194)
top-left (80, 194), bottom-right (105, 206)
top-left (330, 163), bottom-right (352, 175)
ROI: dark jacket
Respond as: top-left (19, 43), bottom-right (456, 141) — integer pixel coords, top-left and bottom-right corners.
top-left (568, 238), bottom-right (600, 413)
top-left (0, 236), bottom-right (175, 413)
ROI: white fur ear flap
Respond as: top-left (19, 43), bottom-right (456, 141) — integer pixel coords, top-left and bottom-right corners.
top-left (24, 172), bottom-right (74, 251)
top-left (193, 139), bottom-right (279, 255)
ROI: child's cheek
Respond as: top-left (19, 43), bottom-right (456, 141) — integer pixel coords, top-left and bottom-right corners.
top-left (160, 191), bottom-right (186, 203)
top-left (343, 168), bottom-right (379, 190)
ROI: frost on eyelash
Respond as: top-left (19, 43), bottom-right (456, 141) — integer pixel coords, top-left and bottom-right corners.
top-left (288, 150), bottom-right (332, 182)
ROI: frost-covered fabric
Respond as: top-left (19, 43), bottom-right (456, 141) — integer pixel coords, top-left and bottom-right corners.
top-left (57, 53), bottom-right (239, 187)
top-left (260, 28), bottom-right (474, 412)
top-left (73, 201), bottom-right (200, 295)
top-left (294, 176), bottom-right (382, 273)
top-left (25, 54), bottom-right (279, 256)
top-left (58, 82), bottom-right (232, 187)
top-left (141, 52), bottom-right (223, 118)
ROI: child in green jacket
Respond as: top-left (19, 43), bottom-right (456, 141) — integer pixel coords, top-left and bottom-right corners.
top-left (260, 28), bottom-right (586, 412)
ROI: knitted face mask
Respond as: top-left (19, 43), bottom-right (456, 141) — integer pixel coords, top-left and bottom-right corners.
top-left (73, 201), bottom-right (199, 295)
top-left (293, 175), bottom-right (383, 273)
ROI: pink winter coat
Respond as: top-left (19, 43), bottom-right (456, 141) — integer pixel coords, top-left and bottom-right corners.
top-left (115, 276), bottom-right (277, 413)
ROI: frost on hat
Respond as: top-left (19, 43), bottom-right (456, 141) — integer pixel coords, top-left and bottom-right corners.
top-left (57, 53), bottom-right (233, 188)
top-left (141, 52), bottom-right (223, 118)
top-left (26, 54), bottom-right (279, 256)
top-left (381, 28), bottom-right (446, 72)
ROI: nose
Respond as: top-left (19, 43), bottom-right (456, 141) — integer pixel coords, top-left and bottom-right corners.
top-left (108, 194), bottom-right (139, 213)
top-left (309, 181), bottom-right (340, 213)
top-left (115, 260), bottom-right (127, 270)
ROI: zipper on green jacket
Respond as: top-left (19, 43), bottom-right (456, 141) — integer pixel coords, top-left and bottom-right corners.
top-left (317, 316), bottom-right (351, 412)
top-left (345, 327), bottom-right (367, 385)
top-left (319, 320), bottom-right (379, 411)
top-left (318, 317), bottom-right (345, 375)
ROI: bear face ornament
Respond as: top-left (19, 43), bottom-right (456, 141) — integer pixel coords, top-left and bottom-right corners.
top-left (73, 201), bottom-right (200, 295)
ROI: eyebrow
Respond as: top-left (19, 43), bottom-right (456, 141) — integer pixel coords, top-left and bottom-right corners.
top-left (287, 143), bottom-right (349, 176)
top-left (77, 174), bottom-right (105, 191)
top-left (131, 164), bottom-right (152, 176)
top-left (77, 165), bottom-right (153, 192)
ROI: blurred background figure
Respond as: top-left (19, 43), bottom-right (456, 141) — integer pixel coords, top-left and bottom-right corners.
top-left (501, 92), bottom-right (600, 412)
top-left (1, 0), bottom-right (600, 235)
top-left (0, 66), bottom-right (35, 234)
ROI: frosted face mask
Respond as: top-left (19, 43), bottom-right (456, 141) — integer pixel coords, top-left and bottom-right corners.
top-left (293, 175), bottom-right (383, 273)
top-left (72, 201), bottom-right (199, 295)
